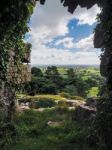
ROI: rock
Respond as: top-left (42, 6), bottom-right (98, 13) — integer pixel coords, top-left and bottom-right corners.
top-left (66, 100), bottom-right (85, 107)
top-left (86, 97), bottom-right (97, 108)
top-left (100, 52), bottom-right (108, 77)
top-left (73, 105), bottom-right (96, 122)
top-left (48, 121), bottom-right (63, 127)
top-left (17, 102), bottom-right (30, 112)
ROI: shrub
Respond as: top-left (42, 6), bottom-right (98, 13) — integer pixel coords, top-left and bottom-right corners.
top-left (87, 87), bottom-right (99, 97)
top-left (57, 101), bottom-right (68, 109)
top-left (59, 92), bottom-right (70, 99)
top-left (63, 85), bottom-right (78, 96)
top-left (70, 96), bottom-right (85, 101)
top-left (95, 97), bottom-right (112, 149)
top-left (30, 99), bottom-right (56, 108)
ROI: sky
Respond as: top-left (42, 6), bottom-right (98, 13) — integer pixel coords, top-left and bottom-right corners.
top-left (26, 0), bottom-right (101, 65)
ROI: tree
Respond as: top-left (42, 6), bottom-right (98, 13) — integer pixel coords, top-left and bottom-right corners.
top-left (63, 85), bottom-right (78, 96)
top-left (31, 67), bottom-right (43, 77)
top-left (45, 66), bottom-right (64, 89)
top-left (66, 68), bottom-right (77, 85)
top-left (75, 78), bottom-right (87, 97)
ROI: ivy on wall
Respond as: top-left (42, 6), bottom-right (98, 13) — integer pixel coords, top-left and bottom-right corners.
top-left (0, 1), bottom-right (35, 147)
top-left (0, 0), bottom-right (35, 81)
top-left (1, 0), bottom-right (112, 149)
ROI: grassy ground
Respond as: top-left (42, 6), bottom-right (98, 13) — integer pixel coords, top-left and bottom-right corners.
top-left (9, 67), bottom-right (102, 149)
top-left (17, 94), bottom-right (66, 101)
top-left (7, 108), bottom-right (100, 150)
top-left (40, 66), bottom-right (100, 78)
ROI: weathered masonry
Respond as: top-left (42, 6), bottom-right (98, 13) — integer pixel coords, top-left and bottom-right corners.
top-left (0, 43), bottom-right (31, 121)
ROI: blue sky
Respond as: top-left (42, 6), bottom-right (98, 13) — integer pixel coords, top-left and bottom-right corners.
top-left (27, 0), bottom-right (101, 65)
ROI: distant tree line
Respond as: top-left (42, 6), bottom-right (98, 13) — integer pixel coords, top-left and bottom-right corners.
top-left (23, 66), bottom-right (105, 98)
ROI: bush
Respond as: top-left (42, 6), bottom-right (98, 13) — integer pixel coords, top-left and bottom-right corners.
top-left (63, 85), bottom-right (78, 96)
top-left (87, 87), bottom-right (99, 97)
top-left (59, 92), bottom-right (70, 99)
top-left (70, 96), bottom-right (85, 101)
top-left (95, 97), bottom-right (112, 149)
top-left (30, 99), bottom-right (56, 108)
top-left (57, 101), bottom-right (68, 109)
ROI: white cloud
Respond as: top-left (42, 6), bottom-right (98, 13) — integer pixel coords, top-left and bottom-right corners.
top-left (55, 37), bottom-right (74, 48)
top-left (30, 0), bottom-right (100, 38)
top-left (74, 5), bottom-right (101, 25)
top-left (54, 34), bottom-right (94, 51)
top-left (31, 45), bottom-right (100, 65)
top-left (31, 34), bottom-right (100, 65)
top-left (74, 34), bottom-right (94, 50)
top-left (27, 0), bottom-right (101, 65)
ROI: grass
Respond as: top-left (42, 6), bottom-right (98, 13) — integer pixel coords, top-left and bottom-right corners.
top-left (17, 94), bottom-right (85, 109)
top-left (40, 67), bottom-right (100, 78)
top-left (17, 94), bottom-right (66, 101)
top-left (87, 87), bottom-right (99, 97)
top-left (7, 108), bottom-right (100, 150)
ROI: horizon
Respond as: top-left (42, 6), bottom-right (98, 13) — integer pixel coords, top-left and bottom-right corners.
top-left (32, 64), bottom-right (100, 67)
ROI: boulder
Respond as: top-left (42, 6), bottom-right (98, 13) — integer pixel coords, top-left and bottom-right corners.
top-left (66, 100), bottom-right (85, 107)
top-left (48, 121), bottom-right (63, 127)
top-left (86, 97), bottom-right (97, 108)
top-left (73, 105), bottom-right (96, 122)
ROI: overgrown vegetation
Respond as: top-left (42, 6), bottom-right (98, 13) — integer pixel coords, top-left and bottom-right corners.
top-left (23, 66), bottom-right (105, 98)
top-left (7, 109), bottom-right (100, 150)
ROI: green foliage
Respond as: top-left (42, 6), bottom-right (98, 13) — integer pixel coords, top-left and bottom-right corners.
top-left (24, 66), bottom-right (104, 99)
top-left (0, 0), bottom-right (35, 80)
top-left (18, 94), bottom-right (65, 103)
top-left (87, 87), bottom-right (99, 97)
top-left (41, 83), bottom-right (58, 94)
top-left (66, 68), bottom-right (77, 84)
top-left (57, 101), bottom-right (68, 109)
top-left (70, 96), bottom-right (85, 101)
top-left (44, 66), bottom-right (64, 89)
top-left (0, 1), bottom-right (36, 148)
top-left (0, 123), bottom-right (17, 149)
top-left (63, 84), bottom-right (78, 96)
top-left (31, 67), bottom-right (43, 77)
top-left (95, 97), bottom-right (112, 149)
top-left (30, 99), bottom-right (56, 108)
top-left (59, 92), bottom-right (70, 98)
top-left (7, 109), bottom-right (99, 150)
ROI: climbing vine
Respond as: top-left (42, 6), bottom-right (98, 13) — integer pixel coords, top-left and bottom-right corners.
top-left (94, 1), bottom-right (112, 149)
top-left (0, 0), bottom-right (35, 147)
top-left (1, 0), bottom-right (112, 149)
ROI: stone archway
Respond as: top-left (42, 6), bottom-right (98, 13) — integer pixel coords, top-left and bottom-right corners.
top-left (0, 0), bottom-right (112, 148)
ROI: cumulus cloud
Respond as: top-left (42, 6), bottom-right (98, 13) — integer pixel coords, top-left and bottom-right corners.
top-left (55, 37), bottom-right (74, 48)
top-left (28, 0), bottom-right (101, 65)
top-left (31, 45), bottom-right (100, 65)
top-left (73, 34), bottom-right (94, 51)
top-left (54, 34), bottom-right (94, 51)
top-left (30, 0), bottom-right (100, 38)
top-left (74, 5), bottom-right (101, 25)
top-left (31, 33), bottom-right (100, 65)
